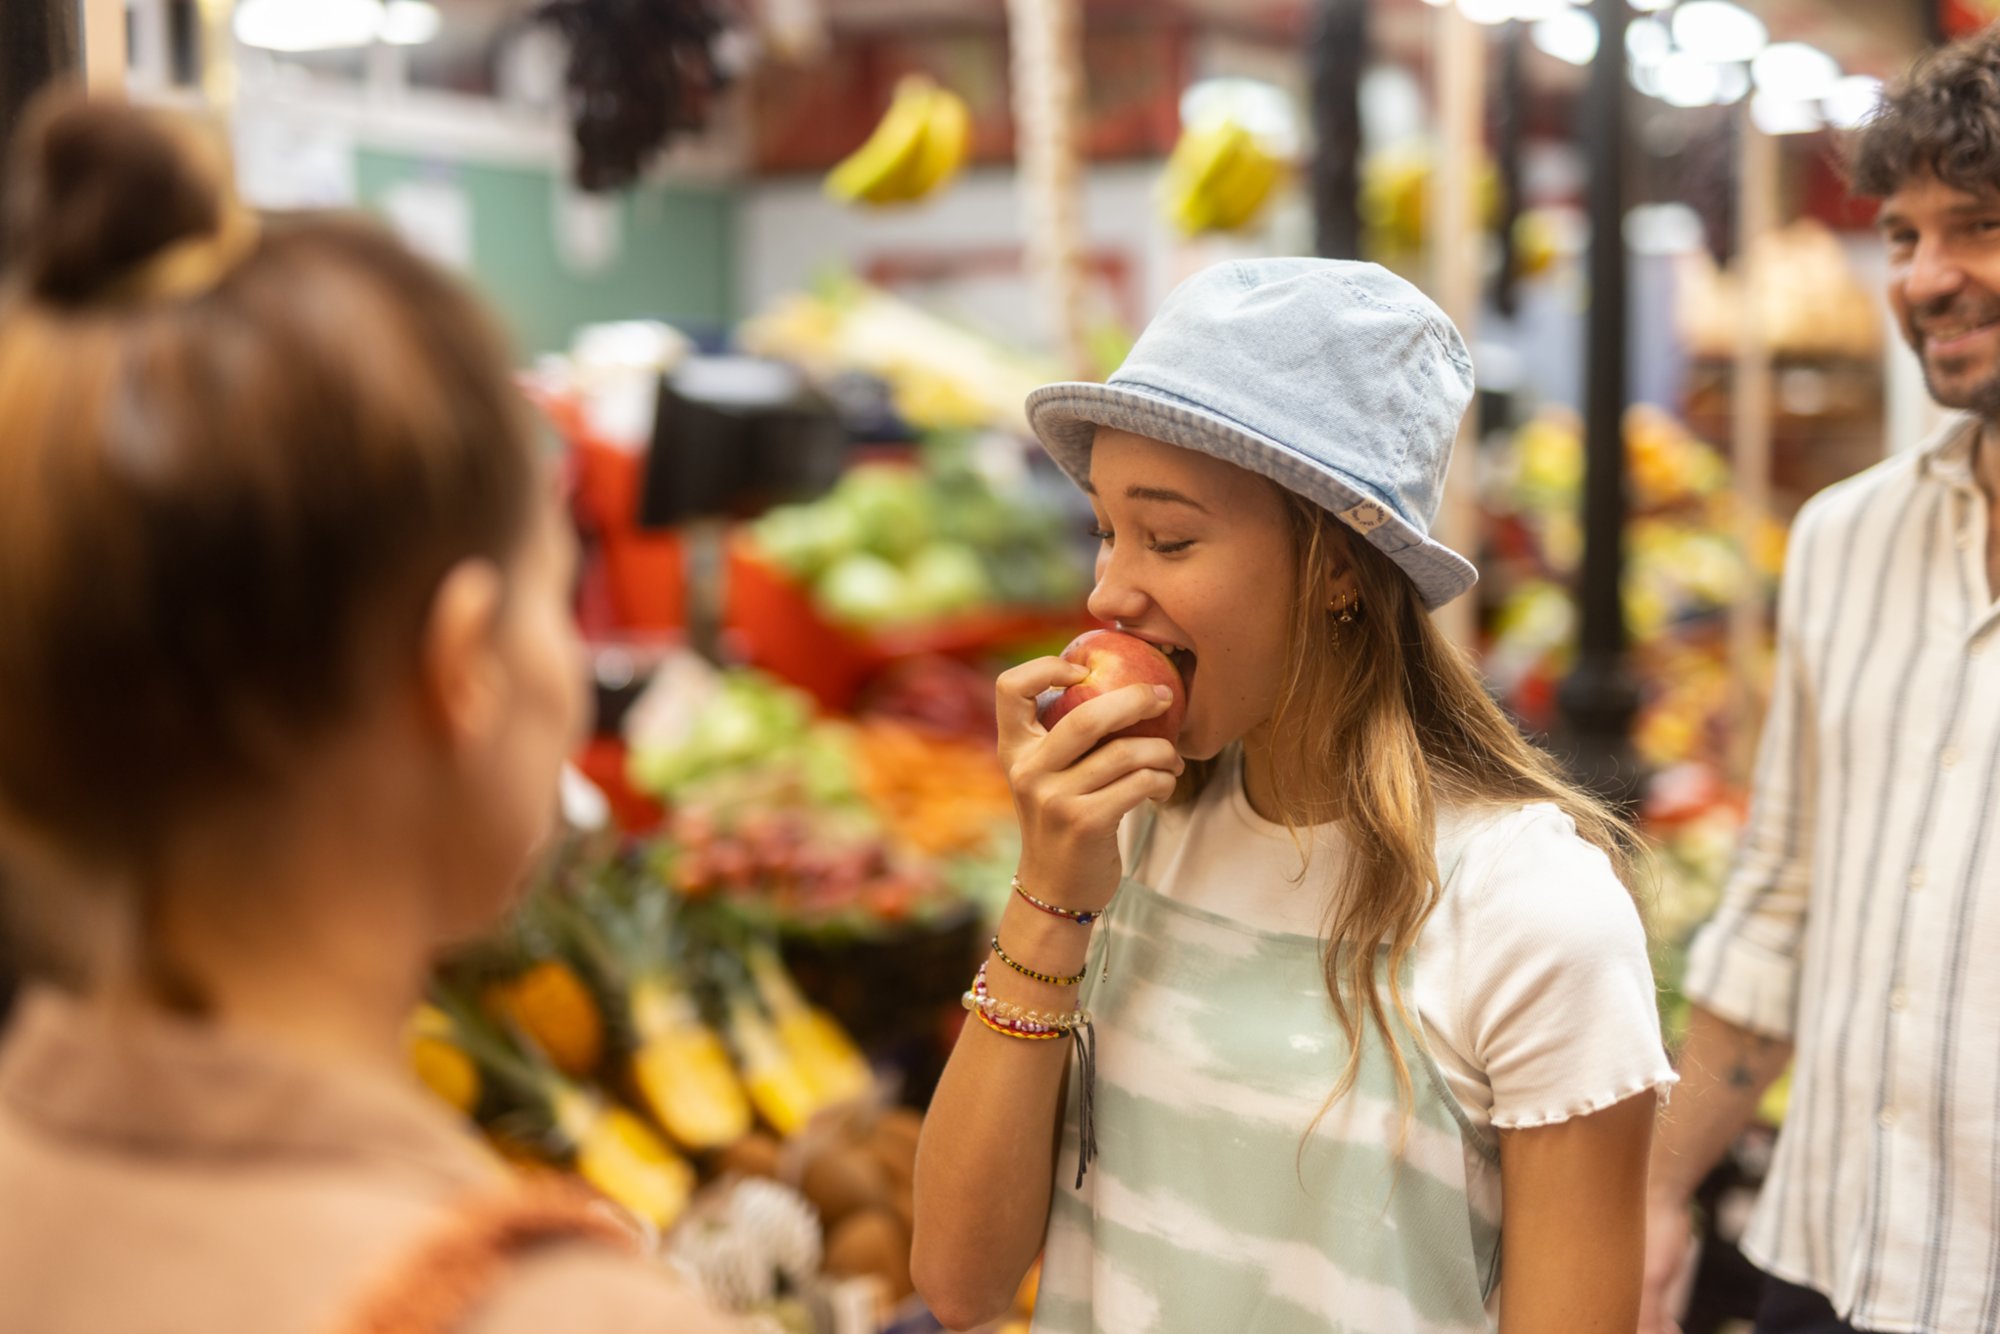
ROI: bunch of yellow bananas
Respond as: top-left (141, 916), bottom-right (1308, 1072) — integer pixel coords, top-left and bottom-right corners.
top-left (1161, 118), bottom-right (1285, 236)
top-left (825, 75), bottom-right (971, 207)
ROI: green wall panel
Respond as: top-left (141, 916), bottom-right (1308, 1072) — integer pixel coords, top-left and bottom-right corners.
top-left (353, 150), bottom-right (736, 357)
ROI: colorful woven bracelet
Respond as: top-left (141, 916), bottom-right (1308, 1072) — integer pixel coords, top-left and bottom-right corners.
top-left (1011, 875), bottom-right (1100, 926)
top-left (991, 935), bottom-right (1086, 987)
top-left (967, 962), bottom-right (1090, 1032)
top-left (973, 1007), bottom-right (1063, 1041)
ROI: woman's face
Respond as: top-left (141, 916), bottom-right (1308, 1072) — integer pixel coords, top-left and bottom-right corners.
top-left (435, 490), bottom-right (589, 937)
top-left (1085, 428), bottom-right (1299, 761)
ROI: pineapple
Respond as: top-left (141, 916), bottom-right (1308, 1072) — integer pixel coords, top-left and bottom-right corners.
top-left (540, 866), bottom-right (756, 1153)
top-left (482, 959), bottom-right (603, 1078)
top-left (724, 996), bottom-right (824, 1138)
top-left (557, 1087), bottom-right (697, 1231)
top-left (629, 976), bottom-right (754, 1151)
top-left (747, 945), bottom-right (873, 1107)
top-left (428, 986), bottom-right (696, 1230)
top-left (404, 1005), bottom-right (480, 1113)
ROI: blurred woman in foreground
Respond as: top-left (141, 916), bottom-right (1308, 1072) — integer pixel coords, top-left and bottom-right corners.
top-left (0, 93), bottom-right (736, 1334)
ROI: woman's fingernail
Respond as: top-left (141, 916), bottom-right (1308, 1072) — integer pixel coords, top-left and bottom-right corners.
top-left (1153, 685), bottom-right (1173, 702)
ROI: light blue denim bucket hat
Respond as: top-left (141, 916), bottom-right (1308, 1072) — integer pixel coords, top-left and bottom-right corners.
top-left (1026, 257), bottom-right (1478, 609)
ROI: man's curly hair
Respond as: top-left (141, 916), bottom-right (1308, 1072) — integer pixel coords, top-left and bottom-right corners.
top-left (1848, 26), bottom-right (2000, 199)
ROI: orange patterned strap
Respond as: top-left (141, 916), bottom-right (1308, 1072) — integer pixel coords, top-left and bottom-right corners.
top-left (327, 1184), bottom-right (644, 1334)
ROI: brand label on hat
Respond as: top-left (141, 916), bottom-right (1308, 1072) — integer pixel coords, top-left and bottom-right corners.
top-left (1340, 501), bottom-right (1391, 535)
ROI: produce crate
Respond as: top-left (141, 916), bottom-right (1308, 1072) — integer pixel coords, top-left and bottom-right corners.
top-left (554, 400), bottom-right (1092, 710)
top-left (727, 547), bottom-right (1093, 713)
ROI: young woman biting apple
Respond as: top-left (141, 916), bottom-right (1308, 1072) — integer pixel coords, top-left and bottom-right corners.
top-left (912, 260), bottom-right (1673, 1334)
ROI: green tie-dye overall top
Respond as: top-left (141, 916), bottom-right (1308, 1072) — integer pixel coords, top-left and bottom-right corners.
top-left (1033, 809), bottom-right (1500, 1334)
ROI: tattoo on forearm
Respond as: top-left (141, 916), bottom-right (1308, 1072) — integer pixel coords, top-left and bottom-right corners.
top-left (1726, 1034), bottom-right (1780, 1091)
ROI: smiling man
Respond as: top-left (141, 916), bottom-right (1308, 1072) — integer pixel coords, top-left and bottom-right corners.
top-left (1637, 28), bottom-right (2000, 1334)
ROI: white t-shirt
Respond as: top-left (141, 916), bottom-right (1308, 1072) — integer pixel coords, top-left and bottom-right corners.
top-left (1121, 747), bottom-right (1676, 1132)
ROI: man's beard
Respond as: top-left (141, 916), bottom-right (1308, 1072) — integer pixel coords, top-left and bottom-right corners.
top-left (1922, 357), bottom-right (2000, 418)
top-left (1910, 291), bottom-right (2000, 417)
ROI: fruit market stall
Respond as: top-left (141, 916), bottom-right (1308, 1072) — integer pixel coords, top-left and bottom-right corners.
top-left (1478, 403), bottom-right (1789, 997)
top-left (441, 256), bottom-right (1093, 1330)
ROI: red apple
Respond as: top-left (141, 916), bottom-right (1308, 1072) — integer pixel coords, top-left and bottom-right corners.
top-left (1035, 629), bottom-right (1187, 742)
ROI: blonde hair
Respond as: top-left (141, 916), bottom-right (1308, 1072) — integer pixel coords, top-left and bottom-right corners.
top-left (1176, 488), bottom-right (1642, 1127)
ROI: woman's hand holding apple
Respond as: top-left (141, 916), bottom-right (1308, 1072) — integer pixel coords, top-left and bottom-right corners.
top-left (994, 653), bottom-right (1184, 916)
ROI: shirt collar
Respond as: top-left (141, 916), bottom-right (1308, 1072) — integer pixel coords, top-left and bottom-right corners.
top-left (0, 985), bottom-right (500, 1186)
top-left (1918, 412), bottom-right (1983, 489)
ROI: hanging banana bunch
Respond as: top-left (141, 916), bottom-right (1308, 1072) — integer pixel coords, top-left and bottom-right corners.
top-left (825, 74), bottom-right (972, 207)
top-left (1160, 84), bottom-right (1292, 239)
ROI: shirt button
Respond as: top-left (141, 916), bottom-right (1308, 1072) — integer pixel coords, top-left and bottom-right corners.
top-left (1891, 988), bottom-right (1912, 1011)
top-left (1880, 1107), bottom-right (1899, 1129)
top-left (1943, 747), bottom-right (1962, 769)
top-left (1910, 868), bottom-right (1929, 890)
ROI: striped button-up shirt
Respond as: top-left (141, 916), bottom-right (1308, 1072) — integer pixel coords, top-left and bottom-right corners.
top-left (1686, 413), bottom-right (2000, 1334)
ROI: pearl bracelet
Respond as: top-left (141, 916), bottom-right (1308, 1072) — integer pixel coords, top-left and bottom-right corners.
top-left (962, 961), bottom-right (1091, 1034)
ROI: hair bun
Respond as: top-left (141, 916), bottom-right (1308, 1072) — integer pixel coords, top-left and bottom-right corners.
top-left (4, 91), bottom-right (233, 305)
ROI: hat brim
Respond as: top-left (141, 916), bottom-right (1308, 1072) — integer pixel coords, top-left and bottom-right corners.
top-left (1026, 380), bottom-right (1478, 610)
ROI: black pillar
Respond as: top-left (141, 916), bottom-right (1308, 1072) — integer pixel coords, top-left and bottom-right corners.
top-left (1490, 20), bottom-right (1525, 319)
top-left (1, 0), bottom-right (80, 274)
top-left (1309, 0), bottom-right (1366, 261)
top-left (1555, 0), bottom-right (1642, 808)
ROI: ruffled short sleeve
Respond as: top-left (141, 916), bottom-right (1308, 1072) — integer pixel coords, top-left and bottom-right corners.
top-left (1422, 805), bottom-right (1677, 1131)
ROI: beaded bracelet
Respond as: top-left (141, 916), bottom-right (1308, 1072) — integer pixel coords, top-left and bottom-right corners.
top-left (1011, 874), bottom-right (1100, 926)
top-left (966, 963), bottom-right (1100, 1189)
top-left (964, 990), bottom-right (1079, 1034)
top-left (973, 1007), bottom-right (1064, 1041)
top-left (991, 935), bottom-right (1086, 987)
top-left (963, 962), bottom-right (1091, 1033)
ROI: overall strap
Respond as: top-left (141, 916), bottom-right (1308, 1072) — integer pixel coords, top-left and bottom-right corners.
top-left (326, 1183), bottom-right (642, 1334)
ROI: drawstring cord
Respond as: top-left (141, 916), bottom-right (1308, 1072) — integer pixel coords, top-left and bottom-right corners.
top-left (1072, 1017), bottom-right (1098, 1188)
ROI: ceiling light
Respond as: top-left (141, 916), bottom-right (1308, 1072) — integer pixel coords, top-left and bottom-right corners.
top-left (1752, 42), bottom-right (1842, 102)
top-left (234, 0), bottom-right (382, 51)
top-left (1533, 11), bottom-right (1599, 65)
top-left (1630, 62), bottom-right (1664, 99)
top-left (1630, 0), bottom-right (1674, 12)
top-left (1752, 91), bottom-right (1825, 136)
top-left (380, 0), bottom-right (441, 47)
top-left (1627, 17), bottom-right (1672, 68)
top-left (1672, 1), bottom-right (1768, 65)
top-left (1657, 51), bottom-right (1723, 108)
top-left (1824, 75), bottom-right (1885, 130)
top-left (1713, 61), bottom-right (1752, 105)
top-left (1505, 0), bottom-right (1573, 21)
top-left (1456, 0), bottom-right (1519, 24)
top-left (1180, 78), bottom-right (1302, 156)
